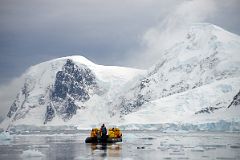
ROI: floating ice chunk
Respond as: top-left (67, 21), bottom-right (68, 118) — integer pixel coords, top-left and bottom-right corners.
top-left (0, 132), bottom-right (12, 141)
top-left (191, 146), bottom-right (205, 152)
top-left (20, 149), bottom-right (44, 159)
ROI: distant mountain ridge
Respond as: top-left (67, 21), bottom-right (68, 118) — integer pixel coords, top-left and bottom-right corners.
top-left (1, 23), bottom-right (240, 131)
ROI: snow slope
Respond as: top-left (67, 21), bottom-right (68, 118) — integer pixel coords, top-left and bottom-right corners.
top-left (120, 78), bottom-right (240, 129)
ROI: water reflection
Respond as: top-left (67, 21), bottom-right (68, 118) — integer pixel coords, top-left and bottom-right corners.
top-left (89, 143), bottom-right (122, 159)
top-left (1, 132), bottom-right (239, 160)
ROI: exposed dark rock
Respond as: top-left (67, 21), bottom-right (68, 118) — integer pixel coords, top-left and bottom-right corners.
top-left (51, 59), bottom-right (96, 102)
top-left (195, 106), bottom-right (222, 115)
top-left (62, 98), bottom-right (78, 120)
top-left (49, 59), bottom-right (98, 121)
top-left (140, 79), bottom-right (150, 89)
top-left (44, 103), bottom-right (55, 124)
top-left (120, 94), bottom-right (149, 115)
top-left (7, 100), bottom-right (18, 118)
top-left (228, 90), bottom-right (240, 108)
top-left (38, 95), bottom-right (45, 105)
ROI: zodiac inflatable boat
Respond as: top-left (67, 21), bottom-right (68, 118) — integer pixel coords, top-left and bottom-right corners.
top-left (85, 128), bottom-right (122, 143)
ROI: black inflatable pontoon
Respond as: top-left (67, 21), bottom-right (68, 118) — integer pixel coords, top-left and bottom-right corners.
top-left (85, 137), bottom-right (122, 143)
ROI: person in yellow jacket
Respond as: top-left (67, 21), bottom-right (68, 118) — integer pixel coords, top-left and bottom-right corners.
top-left (108, 128), bottom-right (115, 138)
top-left (108, 128), bottom-right (122, 138)
top-left (90, 128), bottom-right (100, 138)
top-left (114, 128), bottom-right (122, 138)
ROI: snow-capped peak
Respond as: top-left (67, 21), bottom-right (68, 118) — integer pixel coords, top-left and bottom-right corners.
top-left (118, 23), bottom-right (240, 127)
top-left (187, 23), bottom-right (240, 42)
top-left (55, 55), bottom-right (96, 66)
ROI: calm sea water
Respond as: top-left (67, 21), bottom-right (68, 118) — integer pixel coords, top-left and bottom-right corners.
top-left (0, 131), bottom-right (240, 160)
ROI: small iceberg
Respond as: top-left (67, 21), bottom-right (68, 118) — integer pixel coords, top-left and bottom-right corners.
top-left (21, 149), bottom-right (45, 159)
top-left (0, 132), bottom-right (12, 141)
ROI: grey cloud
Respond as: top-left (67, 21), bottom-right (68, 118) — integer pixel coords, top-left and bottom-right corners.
top-left (0, 0), bottom-right (182, 84)
top-left (126, 0), bottom-right (240, 68)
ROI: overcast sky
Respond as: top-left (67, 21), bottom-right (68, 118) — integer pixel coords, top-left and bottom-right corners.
top-left (0, 0), bottom-right (240, 85)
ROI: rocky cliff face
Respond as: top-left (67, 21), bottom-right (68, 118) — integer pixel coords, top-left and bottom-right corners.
top-left (50, 59), bottom-right (99, 121)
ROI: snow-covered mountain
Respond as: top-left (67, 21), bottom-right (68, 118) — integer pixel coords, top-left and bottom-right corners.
top-left (1, 56), bottom-right (144, 130)
top-left (115, 23), bottom-right (240, 130)
top-left (1, 23), bottom-right (240, 132)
